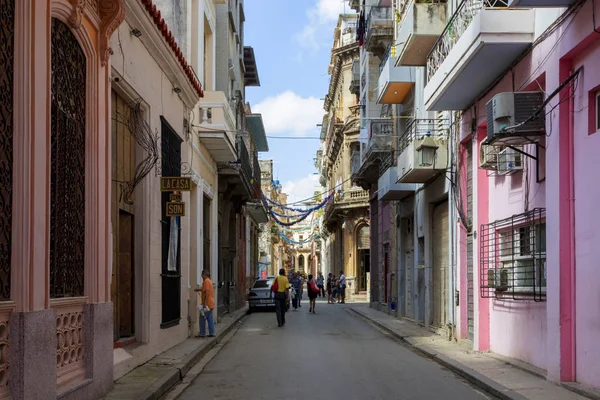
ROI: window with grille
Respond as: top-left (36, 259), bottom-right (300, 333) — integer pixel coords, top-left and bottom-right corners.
top-left (0, 0), bottom-right (15, 301)
top-left (49, 18), bottom-right (86, 298)
top-left (480, 208), bottom-right (546, 301)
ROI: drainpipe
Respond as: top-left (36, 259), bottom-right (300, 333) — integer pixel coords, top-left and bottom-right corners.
top-left (448, 111), bottom-right (457, 339)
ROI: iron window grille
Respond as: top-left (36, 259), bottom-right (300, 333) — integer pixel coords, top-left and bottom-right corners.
top-left (480, 208), bottom-right (546, 302)
top-left (0, 0), bottom-right (15, 301)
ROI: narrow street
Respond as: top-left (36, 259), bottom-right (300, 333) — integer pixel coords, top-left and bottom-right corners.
top-left (177, 299), bottom-right (494, 400)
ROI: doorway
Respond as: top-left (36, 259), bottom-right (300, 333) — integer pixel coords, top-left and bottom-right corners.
top-left (358, 249), bottom-right (370, 292)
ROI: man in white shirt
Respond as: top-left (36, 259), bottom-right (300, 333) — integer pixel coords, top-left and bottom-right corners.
top-left (339, 270), bottom-right (346, 304)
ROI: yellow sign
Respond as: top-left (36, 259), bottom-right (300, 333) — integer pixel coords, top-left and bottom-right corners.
top-left (170, 193), bottom-right (182, 202)
top-left (160, 177), bottom-right (191, 192)
top-left (166, 202), bottom-right (186, 217)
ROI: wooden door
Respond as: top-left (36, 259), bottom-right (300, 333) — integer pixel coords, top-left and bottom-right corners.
top-left (118, 211), bottom-right (134, 337)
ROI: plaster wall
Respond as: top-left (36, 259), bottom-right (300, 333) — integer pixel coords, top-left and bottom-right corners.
top-left (110, 21), bottom-right (192, 377)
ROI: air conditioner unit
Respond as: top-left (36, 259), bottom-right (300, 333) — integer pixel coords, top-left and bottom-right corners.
top-left (497, 147), bottom-right (523, 175)
top-left (486, 92), bottom-right (545, 145)
top-left (479, 144), bottom-right (503, 170)
top-left (487, 268), bottom-right (509, 291)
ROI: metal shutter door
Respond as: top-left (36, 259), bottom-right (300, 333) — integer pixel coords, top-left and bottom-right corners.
top-left (432, 201), bottom-right (449, 328)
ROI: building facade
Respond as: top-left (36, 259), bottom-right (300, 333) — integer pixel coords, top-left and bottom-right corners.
top-left (1, 0), bottom-right (125, 398)
top-left (349, 0), bottom-right (600, 391)
top-left (319, 14), bottom-right (370, 303)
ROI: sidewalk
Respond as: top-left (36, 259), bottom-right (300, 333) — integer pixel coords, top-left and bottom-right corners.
top-left (349, 306), bottom-right (599, 400)
top-left (102, 307), bottom-right (248, 400)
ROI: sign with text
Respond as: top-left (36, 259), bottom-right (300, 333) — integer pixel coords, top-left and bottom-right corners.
top-left (160, 177), bottom-right (191, 192)
top-left (166, 202), bottom-right (186, 217)
top-left (170, 193), bottom-right (182, 202)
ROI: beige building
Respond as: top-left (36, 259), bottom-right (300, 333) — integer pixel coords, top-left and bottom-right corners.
top-left (319, 15), bottom-right (370, 302)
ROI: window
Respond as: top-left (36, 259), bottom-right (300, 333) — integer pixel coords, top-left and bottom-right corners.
top-left (480, 208), bottom-right (546, 301)
top-left (49, 18), bottom-right (86, 298)
top-left (160, 117), bottom-right (182, 327)
top-left (588, 88), bottom-right (600, 135)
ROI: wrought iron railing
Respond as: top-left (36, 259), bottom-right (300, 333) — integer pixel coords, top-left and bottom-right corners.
top-left (366, 6), bottom-right (393, 46)
top-left (379, 44), bottom-right (392, 72)
top-left (252, 153), bottom-right (261, 199)
top-left (397, 118), bottom-right (449, 154)
top-left (426, 0), bottom-right (508, 80)
top-left (237, 135), bottom-right (252, 186)
top-left (363, 119), bottom-right (393, 163)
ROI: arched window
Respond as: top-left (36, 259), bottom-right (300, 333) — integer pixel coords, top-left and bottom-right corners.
top-left (49, 18), bottom-right (86, 298)
top-left (298, 254), bottom-right (304, 271)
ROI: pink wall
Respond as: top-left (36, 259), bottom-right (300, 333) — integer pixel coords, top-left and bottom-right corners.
top-left (570, 38), bottom-right (600, 388)
top-left (458, 1), bottom-right (600, 386)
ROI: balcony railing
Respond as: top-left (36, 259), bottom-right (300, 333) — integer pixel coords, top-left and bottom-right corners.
top-left (365, 6), bottom-right (394, 49)
top-left (363, 119), bottom-right (393, 163)
top-left (427, 0), bottom-right (508, 80)
top-left (342, 188), bottom-right (369, 203)
top-left (252, 153), bottom-right (261, 199)
top-left (398, 119), bottom-right (449, 154)
top-left (237, 135), bottom-right (252, 185)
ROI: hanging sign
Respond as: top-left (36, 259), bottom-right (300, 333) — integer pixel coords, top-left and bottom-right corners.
top-left (166, 202), bottom-right (186, 217)
top-left (170, 193), bottom-right (182, 202)
top-left (161, 177), bottom-right (191, 192)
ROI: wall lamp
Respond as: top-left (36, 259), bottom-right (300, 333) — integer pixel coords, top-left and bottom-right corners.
top-left (173, 87), bottom-right (182, 94)
top-left (131, 28), bottom-right (142, 37)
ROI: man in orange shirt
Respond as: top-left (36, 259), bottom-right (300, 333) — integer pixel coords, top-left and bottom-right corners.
top-left (195, 270), bottom-right (215, 337)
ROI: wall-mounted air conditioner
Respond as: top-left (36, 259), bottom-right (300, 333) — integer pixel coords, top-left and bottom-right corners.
top-left (487, 268), bottom-right (508, 291)
top-left (486, 92), bottom-right (545, 145)
top-left (480, 144), bottom-right (503, 170)
top-left (497, 147), bottom-right (523, 175)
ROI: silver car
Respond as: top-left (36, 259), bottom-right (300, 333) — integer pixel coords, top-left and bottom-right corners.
top-left (248, 276), bottom-right (290, 312)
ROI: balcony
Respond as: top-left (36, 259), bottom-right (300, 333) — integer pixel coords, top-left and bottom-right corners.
top-left (424, 0), bottom-right (534, 111)
top-left (378, 166), bottom-right (417, 201)
top-left (397, 119), bottom-right (449, 183)
top-left (354, 119), bottom-right (393, 188)
top-left (350, 60), bottom-right (360, 96)
top-left (365, 6), bottom-right (394, 54)
top-left (378, 48), bottom-right (415, 104)
top-left (195, 90), bottom-right (237, 164)
top-left (395, 0), bottom-right (448, 66)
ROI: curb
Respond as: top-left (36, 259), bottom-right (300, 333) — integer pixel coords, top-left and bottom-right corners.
top-left (348, 308), bottom-right (528, 400)
top-left (136, 309), bottom-right (248, 400)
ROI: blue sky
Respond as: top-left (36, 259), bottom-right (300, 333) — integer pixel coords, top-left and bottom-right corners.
top-left (244, 0), bottom-right (351, 203)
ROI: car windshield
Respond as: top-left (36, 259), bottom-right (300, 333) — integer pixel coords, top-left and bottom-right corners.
top-left (252, 279), bottom-right (273, 289)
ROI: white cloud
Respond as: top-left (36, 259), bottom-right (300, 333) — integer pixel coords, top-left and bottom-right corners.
top-left (283, 174), bottom-right (320, 204)
top-left (253, 91), bottom-right (324, 137)
top-left (295, 0), bottom-right (349, 50)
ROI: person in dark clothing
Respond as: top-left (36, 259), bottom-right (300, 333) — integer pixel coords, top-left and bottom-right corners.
top-left (272, 268), bottom-right (290, 327)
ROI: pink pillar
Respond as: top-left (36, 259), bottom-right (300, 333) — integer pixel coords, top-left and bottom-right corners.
top-left (558, 59), bottom-right (576, 381)
top-left (476, 128), bottom-right (490, 351)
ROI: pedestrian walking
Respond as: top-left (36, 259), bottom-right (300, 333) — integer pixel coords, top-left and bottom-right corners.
top-left (271, 268), bottom-right (290, 327)
top-left (291, 272), bottom-right (302, 310)
top-left (307, 274), bottom-right (320, 313)
top-left (326, 273), bottom-right (333, 304)
top-left (339, 270), bottom-right (346, 304)
top-left (317, 272), bottom-right (325, 298)
top-left (194, 270), bottom-right (215, 338)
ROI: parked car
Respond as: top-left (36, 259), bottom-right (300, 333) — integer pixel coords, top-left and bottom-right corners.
top-left (248, 276), bottom-right (290, 312)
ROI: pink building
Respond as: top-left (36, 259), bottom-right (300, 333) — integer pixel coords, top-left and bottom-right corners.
top-left (1, 0), bottom-right (125, 398)
top-left (425, 0), bottom-right (600, 390)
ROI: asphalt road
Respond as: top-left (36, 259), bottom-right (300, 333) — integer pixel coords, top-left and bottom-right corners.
top-left (178, 299), bottom-right (495, 400)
